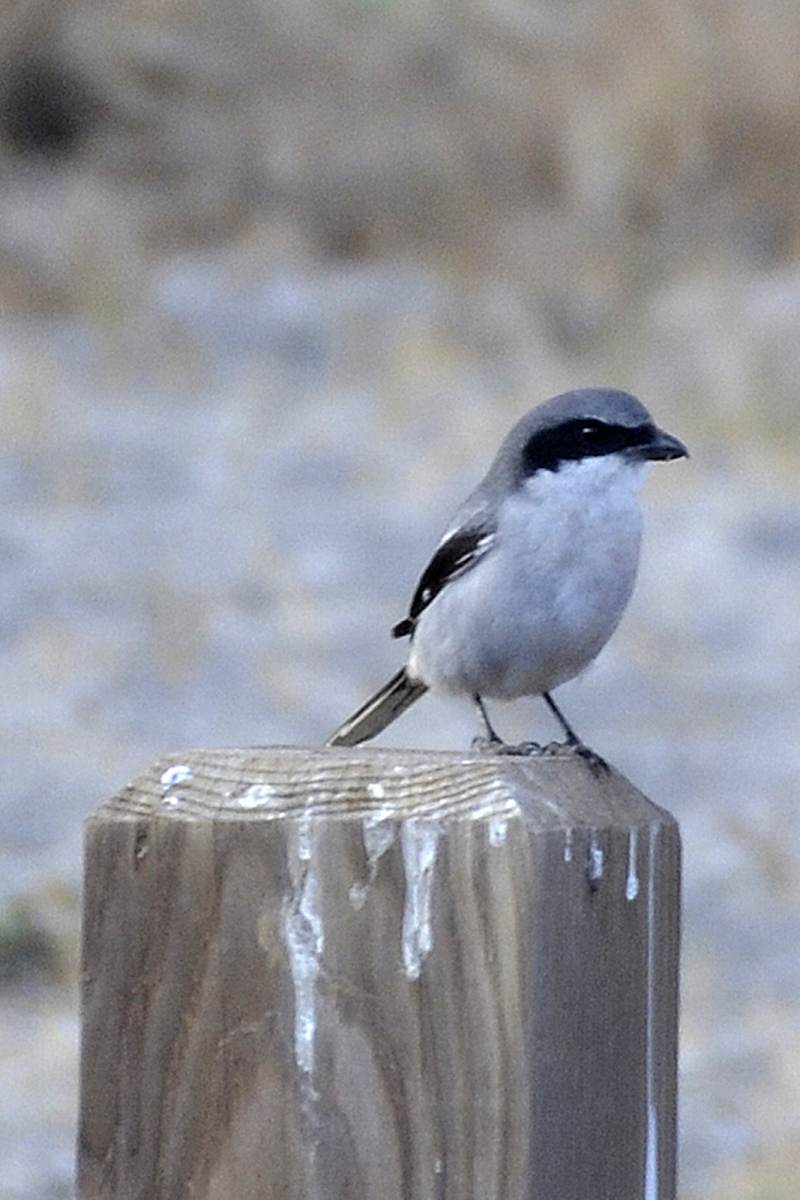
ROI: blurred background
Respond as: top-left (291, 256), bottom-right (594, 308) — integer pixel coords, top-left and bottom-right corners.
top-left (0, 1), bottom-right (798, 1196)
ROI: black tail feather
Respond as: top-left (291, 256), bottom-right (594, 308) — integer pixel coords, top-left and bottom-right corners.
top-left (327, 669), bottom-right (428, 747)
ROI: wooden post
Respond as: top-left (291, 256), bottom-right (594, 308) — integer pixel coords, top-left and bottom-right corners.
top-left (78, 746), bottom-right (679, 1200)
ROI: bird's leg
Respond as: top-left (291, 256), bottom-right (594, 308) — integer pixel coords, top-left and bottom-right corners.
top-left (542, 692), bottom-right (581, 745)
top-left (542, 692), bottom-right (609, 772)
top-left (472, 695), bottom-right (544, 757)
top-left (472, 694), bottom-right (504, 746)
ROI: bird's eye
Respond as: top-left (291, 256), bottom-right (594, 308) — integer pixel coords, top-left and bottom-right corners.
top-left (581, 421), bottom-right (607, 441)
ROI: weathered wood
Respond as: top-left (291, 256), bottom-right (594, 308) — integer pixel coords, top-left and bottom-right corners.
top-left (78, 745), bottom-right (679, 1200)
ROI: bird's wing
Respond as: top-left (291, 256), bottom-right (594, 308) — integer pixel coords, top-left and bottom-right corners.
top-left (392, 521), bottom-right (495, 639)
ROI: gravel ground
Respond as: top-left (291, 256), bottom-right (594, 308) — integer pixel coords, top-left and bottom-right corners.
top-left (1, 248), bottom-right (799, 1199)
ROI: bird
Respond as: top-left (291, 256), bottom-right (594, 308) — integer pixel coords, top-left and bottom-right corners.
top-left (327, 388), bottom-right (687, 759)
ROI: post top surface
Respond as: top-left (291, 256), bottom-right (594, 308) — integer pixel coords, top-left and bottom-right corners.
top-left (95, 744), bottom-right (675, 832)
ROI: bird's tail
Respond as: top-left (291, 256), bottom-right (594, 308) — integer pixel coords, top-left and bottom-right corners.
top-left (327, 668), bottom-right (428, 747)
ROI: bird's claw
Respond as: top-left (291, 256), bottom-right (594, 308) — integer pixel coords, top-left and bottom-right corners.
top-left (471, 737), bottom-right (544, 757)
top-left (503, 740), bottom-right (544, 757)
top-left (542, 739), bottom-right (609, 774)
top-left (470, 735), bottom-right (506, 753)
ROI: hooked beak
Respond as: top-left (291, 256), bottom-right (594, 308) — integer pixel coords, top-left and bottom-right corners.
top-left (639, 426), bottom-right (689, 462)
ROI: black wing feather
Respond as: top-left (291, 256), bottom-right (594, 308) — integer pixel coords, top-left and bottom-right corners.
top-left (392, 525), bottom-right (494, 639)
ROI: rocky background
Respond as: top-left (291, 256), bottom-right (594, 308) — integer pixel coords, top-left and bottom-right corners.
top-left (1, 2), bottom-right (799, 1197)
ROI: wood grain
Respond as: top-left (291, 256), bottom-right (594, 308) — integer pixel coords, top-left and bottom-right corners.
top-left (78, 745), bottom-right (679, 1200)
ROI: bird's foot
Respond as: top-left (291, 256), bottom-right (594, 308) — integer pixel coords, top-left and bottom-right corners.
top-left (471, 737), bottom-right (544, 757)
top-left (471, 734), bottom-right (506, 753)
top-left (471, 733), bottom-right (608, 771)
top-left (542, 739), bottom-right (609, 774)
top-left (501, 740), bottom-right (544, 757)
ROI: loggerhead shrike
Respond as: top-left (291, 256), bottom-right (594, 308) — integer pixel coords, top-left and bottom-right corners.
top-left (327, 388), bottom-right (687, 759)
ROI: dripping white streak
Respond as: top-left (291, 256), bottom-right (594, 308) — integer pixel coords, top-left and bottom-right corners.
top-left (362, 805), bottom-right (396, 863)
top-left (644, 1099), bottom-right (658, 1200)
top-left (232, 782), bottom-right (277, 809)
top-left (283, 822), bottom-right (323, 1074)
top-left (349, 806), bottom-right (397, 909)
top-left (626, 827), bottom-right (640, 901)
top-left (160, 763), bottom-right (192, 789)
top-left (644, 823), bottom-right (659, 1200)
top-left (488, 817), bottom-right (508, 847)
top-left (400, 819), bottom-right (441, 980)
top-left (588, 830), bottom-right (604, 885)
top-left (297, 808), bottom-right (313, 861)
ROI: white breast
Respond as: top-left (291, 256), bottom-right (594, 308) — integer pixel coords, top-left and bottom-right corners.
top-left (407, 455), bottom-right (646, 699)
